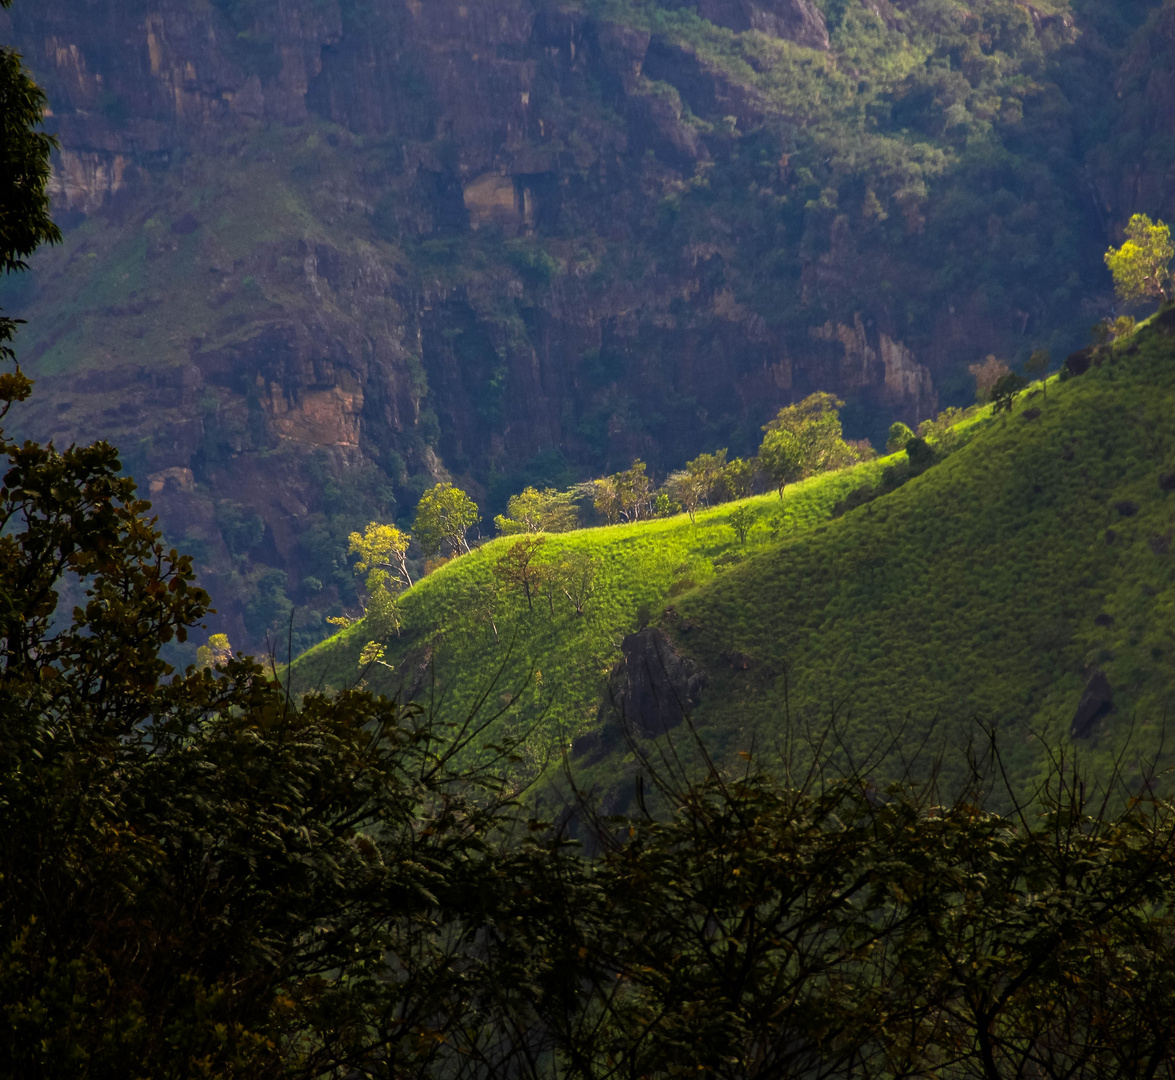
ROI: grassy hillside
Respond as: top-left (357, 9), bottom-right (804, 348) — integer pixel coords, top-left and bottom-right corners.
top-left (290, 454), bottom-right (894, 771)
top-left (676, 314), bottom-right (1175, 792)
top-left (294, 313), bottom-right (1175, 796)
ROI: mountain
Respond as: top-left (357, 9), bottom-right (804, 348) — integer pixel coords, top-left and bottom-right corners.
top-left (294, 310), bottom-right (1175, 797)
top-left (0, 0), bottom-right (1171, 654)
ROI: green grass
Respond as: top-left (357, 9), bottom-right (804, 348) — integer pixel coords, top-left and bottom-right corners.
top-left (291, 455), bottom-right (893, 771)
top-left (675, 323), bottom-right (1175, 794)
top-left (294, 316), bottom-right (1175, 799)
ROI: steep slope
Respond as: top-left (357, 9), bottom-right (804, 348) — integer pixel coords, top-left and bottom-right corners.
top-left (296, 311), bottom-right (1175, 795)
top-left (0, 0), bottom-right (1166, 654)
top-left (291, 454), bottom-right (890, 774)
top-left (673, 312), bottom-right (1175, 788)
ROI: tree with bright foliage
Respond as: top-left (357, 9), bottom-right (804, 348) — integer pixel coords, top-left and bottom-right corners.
top-left (494, 486), bottom-right (578, 535)
top-left (886, 421), bottom-right (915, 454)
top-left (413, 482), bottom-right (479, 557)
top-left (493, 536), bottom-right (548, 613)
top-left (759, 425), bottom-right (805, 500)
top-left (665, 468), bottom-right (707, 523)
top-left (759, 393), bottom-right (861, 500)
top-left (349, 520), bottom-right (413, 591)
top-left (196, 632), bottom-right (233, 669)
top-left (1105, 213), bottom-right (1174, 306)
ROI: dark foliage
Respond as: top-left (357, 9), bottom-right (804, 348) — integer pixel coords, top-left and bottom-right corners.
top-left (0, 6), bottom-right (59, 359)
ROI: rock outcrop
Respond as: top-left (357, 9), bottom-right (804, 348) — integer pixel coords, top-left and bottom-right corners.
top-left (696, 0), bottom-right (829, 50)
top-left (1092, 1), bottom-right (1175, 225)
top-left (1071, 669), bottom-right (1113, 739)
top-left (601, 627), bottom-right (708, 738)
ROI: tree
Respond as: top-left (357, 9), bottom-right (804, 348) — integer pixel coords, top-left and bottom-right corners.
top-left (665, 469), bottom-right (706, 523)
top-left (0, 17), bottom-right (61, 362)
top-left (728, 505), bottom-right (754, 547)
top-left (556, 549), bottom-right (598, 616)
top-left (918, 405), bottom-right (965, 452)
top-left (685, 448), bottom-right (728, 505)
top-left (587, 474), bottom-right (621, 524)
top-left (886, 421), bottom-right (915, 454)
top-left (413, 482), bottom-right (479, 557)
top-left (1025, 347), bottom-right (1051, 401)
top-left (588, 461), bottom-right (653, 524)
top-left (1105, 213), bottom-right (1174, 306)
top-left (759, 393), bottom-right (862, 502)
top-left (759, 425), bottom-right (804, 500)
top-left (196, 632), bottom-right (233, 669)
top-left (614, 459), bottom-right (653, 522)
top-left (991, 371), bottom-right (1027, 415)
top-left (970, 354), bottom-right (1011, 403)
top-left (905, 435), bottom-right (937, 472)
top-left (349, 520), bottom-right (414, 591)
top-left (717, 456), bottom-right (755, 501)
top-left (493, 536), bottom-right (548, 613)
top-left (545, 734), bottom-right (1175, 1080)
top-left (494, 486), bottom-right (578, 535)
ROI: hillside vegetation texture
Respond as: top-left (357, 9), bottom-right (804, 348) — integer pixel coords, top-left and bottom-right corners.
top-left (678, 318), bottom-right (1175, 790)
top-left (293, 456), bottom-right (890, 769)
top-left (296, 313), bottom-right (1175, 794)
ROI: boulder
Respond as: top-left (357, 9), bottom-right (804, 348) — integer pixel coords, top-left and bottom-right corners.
top-left (1070, 670), bottom-right (1112, 739)
top-left (697, 0), bottom-right (829, 50)
top-left (597, 627), bottom-right (708, 740)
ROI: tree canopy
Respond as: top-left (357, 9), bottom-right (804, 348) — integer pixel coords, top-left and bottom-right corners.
top-left (413, 482), bottom-right (479, 557)
top-left (1105, 213), bottom-right (1174, 306)
top-left (349, 520), bottom-right (413, 591)
top-left (0, 16), bottom-right (60, 360)
top-left (494, 486), bottom-right (578, 535)
top-left (758, 393), bottom-right (861, 499)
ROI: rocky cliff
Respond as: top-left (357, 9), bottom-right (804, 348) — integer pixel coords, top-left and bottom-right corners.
top-left (0, 0), bottom-right (1161, 652)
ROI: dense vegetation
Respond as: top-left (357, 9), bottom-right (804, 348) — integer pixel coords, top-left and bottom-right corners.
top-left (1, 0), bottom-right (1171, 654)
top-left (294, 303), bottom-right (1175, 803)
top-left (9, 6), bottom-right (1175, 1074)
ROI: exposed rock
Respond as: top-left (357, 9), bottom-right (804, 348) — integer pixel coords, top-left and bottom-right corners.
top-left (148, 466), bottom-right (195, 495)
top-left (597, 627), bottom-right (707, 740)
top-left (809, 314), bottom-right (937, 422)
top-left (595, 21), bottom-right (650, 92)
top-left (569, 723), bottom-right (624, 768)
top-left (1093, 4), bottom-right (1175, 223)
top-left (1070, 670), bottom-right (1112, 739)
top-left (696, 0), bottom-right (829, 50)
top-left (642, 36), bottom-right (766, 127)
top-left (625, 81), bottom-right (708, 170)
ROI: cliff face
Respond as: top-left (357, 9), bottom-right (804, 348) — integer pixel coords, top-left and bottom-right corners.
top-left (0, 0), bottom-right (1156, 651)
top-left (1091, 0), bottom-right (1175, 229)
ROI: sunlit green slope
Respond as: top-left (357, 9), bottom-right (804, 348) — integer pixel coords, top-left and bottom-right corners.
top-left (290, 456), bottom-right (893, 770)
top-left (675, 315), bottom-right (1175, 788)
top-left (295, 313), bottom-right (1175, 791)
